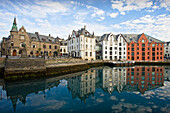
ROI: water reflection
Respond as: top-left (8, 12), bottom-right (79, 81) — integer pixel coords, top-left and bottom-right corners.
top-left (0, 66), bottom-right (169, 113)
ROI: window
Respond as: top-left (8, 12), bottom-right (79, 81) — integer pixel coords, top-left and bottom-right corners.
top-left (137, 47), bottom-right (139, 50)
top-left (157, 47), bottom-right (159, 50)
top-left (152, 44), bottom-right (155, 47)
top-left (132, 44), bottom-right (134, 47)
top-left (142, 57), bottom-right (145, 60)
top-left (11, 42), bottom-right (14, 46)
top-left (132, 48), bottom-right (134, 51)
top-left (86, 52), bottom-right (88, 56)
top-left (148, 48), bottom-right (149, 50)
top-left (152, 48), bottom-right (155, 51)
top-left (90, 52), bottom-right (92, 56)
top-left (119, 43), bottom-right (122, 46)
top-left (128, 47), bottom-right (130, 50)
top-left (32, 44), bottom-right (36, 48)
top-left (110, 47), bottom-right (112, 50)
top-left (142, 52), bottom-right (145, 56)
top-left (131, 52), bottom-right (134, 56)
top-left (137, 56), bottom-right (139, 59)
top-left (43, 44), bottom-right (46, 49)
top-left (128, 52), bottom-right (130, 55)
top-left (132, 57), bottom-right (134, 60)
top-left (142, 39), bottom-right (145, 43)
top-left (142, 44), bottom-right (145, 47)
top-left (137, 52), bottom-right (139, 55)
top-left (105, 51), bottom-right (107, 54)
top-left (21, 35), bottom-right (25, 40)
top-left (55, 46), bottom-right (57, 49)
top-left (49, 45), bottom-right (51, 49)
top-left (152, 52), bottom-right (155, 56)
top-left (142, 48), bottom-right (145, 51)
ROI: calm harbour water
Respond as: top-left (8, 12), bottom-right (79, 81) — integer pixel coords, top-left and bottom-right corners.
top-left (0, 66), bottom-right (170, 113)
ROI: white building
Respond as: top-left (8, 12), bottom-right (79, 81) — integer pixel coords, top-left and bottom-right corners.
top-left (67, 26), bottom-right (96, 60)
top-left (164, 42), bottom-right (170, 59)
top-left (102, 66), bottom-right (127, 94)
top-left (67, 69), bottom-right (96, 102)
top-left (60, 40), bottom-right (68, 57)
top-left (100, 33), bottom-right (127, 60)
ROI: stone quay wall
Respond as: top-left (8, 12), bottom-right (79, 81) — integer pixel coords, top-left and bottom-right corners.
top-left (4, 58), bottom-right (46, 76)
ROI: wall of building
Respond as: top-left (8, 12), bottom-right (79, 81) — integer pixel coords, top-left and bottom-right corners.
top-left (102, 34), bottom-right (127, 61)
top-left (127, 34), bottom-right (164, 61)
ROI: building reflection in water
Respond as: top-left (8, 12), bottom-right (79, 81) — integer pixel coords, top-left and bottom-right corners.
top-left (67, 69), bottom-right (96, 103)
top-left (67, 66), bottom-right (165, 101)
top-left (126, 67), bottom-right (164, 94)
top-left (0, 66), bottom-right (167, 111)
top-left (1, 78), bottom-right (60, 111)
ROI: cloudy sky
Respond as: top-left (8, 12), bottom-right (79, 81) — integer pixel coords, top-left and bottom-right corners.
top-left (0, 0), bottom-right (170, 41)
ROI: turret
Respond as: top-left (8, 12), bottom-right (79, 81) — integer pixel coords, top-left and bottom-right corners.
top-left (10, 17), bottom-right (18, 32)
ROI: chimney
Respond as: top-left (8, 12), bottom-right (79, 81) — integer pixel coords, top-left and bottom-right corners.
top-left (49, 34), bottom-right (51, 37)
top-left (84, 25), bottom-right (86, 30)
top-left (35, 32), bottom-right (39, 35)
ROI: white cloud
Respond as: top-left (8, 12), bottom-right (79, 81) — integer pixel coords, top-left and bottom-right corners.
top-left (120, 12), bottom-right (125, 15)
top-left (111, 0), bottom-right (153, 12)
top-left (8, 0), bottom-right (69, 18)
top-left (160, 0), bottom-right (170, 10)
top-left (110, 12), bottom-right (119, 18)
top-left (86, 5), bottom-right (105, 18)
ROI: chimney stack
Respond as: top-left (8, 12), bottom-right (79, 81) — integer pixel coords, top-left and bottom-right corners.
top-left (84, 25), bottom-right (86, 30)
top-left (35, 32), bottom-right (39, 35)
top-left (49, 34), bottom-right (51, 37)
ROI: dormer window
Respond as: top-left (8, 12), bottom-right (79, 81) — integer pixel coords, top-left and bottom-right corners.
top-left (22, 30), bottom-right (24, 32)
top-left (32, 37), bottom-right (36, 40)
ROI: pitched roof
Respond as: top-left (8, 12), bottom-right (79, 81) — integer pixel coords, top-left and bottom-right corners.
top-left (27, 32), bottom-right (57, 43)
top-left (100, 33), bottom-right (163, 43)
top-left (71, 26), bottom-right (94, 38)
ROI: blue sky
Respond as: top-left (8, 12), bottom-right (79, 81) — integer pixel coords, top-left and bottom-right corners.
top-left (0, 0), bottom-right (170, 41)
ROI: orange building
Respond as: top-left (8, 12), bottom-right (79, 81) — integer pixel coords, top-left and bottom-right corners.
top-left (125, 33), bottom-right (164, 61)
top-left (126, 67), bottom-right (164, 94)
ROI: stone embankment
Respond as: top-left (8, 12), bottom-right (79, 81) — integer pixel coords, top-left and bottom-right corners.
top-left (1, 58), bottom-right (170, 81)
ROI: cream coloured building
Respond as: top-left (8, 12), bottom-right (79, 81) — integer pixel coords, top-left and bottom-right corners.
top-left (67, 26), bottom-right (96, 60)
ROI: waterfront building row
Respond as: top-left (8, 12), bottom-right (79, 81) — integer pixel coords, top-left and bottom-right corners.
top-left (0, 18), bottom-right (168, 61)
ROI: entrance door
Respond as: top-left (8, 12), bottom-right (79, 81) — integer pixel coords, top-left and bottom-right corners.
top-left (36, 51), bottom-right (39, 56)
top-left (13, 50), bottom-right (17, 56)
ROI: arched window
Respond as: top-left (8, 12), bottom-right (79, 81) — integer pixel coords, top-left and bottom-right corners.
top-left (11, 42), bottom-right (14, 46)
top-left (32, 44), bottom-right (36, 48)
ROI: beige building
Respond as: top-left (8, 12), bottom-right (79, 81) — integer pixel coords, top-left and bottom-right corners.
top-left (2, 18), bottom-right (60, 57)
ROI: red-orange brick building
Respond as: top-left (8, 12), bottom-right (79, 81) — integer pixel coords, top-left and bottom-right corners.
top-left (124, 33), bottom-right (164, 61)
top-left (126, 67), bottom-right (164, 94)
